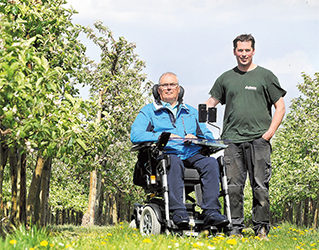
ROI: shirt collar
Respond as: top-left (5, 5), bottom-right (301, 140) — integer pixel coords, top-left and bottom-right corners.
top-left (153, 101), bottom-right (189, 113)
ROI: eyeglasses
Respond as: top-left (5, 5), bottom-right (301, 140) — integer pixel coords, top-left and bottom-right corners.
top-left (159, 83), bottom-right (179, 89)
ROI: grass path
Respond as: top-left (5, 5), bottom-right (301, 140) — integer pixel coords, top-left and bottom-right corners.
top-left (1, 222), bottom-right (318, 249)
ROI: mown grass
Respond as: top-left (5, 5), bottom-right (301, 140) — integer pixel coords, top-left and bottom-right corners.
top-left (1, 222), bottom-right (318, 249)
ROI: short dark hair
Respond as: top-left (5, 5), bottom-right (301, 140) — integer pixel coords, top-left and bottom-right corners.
top-left (233, 34), bottom-right (255, 50)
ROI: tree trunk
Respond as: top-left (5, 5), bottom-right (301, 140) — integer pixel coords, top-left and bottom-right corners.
top-left (27, 156), bottom-right (46, 225)
top-left (111, 192), bottom-right (118, 224)
top-left (0, 140), bottom-right (9, 236)
top-left (82, 90), bottom-right (103, 226)
top-left (81, 169), bottom-right (102, 226)
top-left (40, 158), bottom-right (52, 226)
top-left (55, 209), bottom-right (59, 225)
top-left (284, 201), bottom-right (293, 224)
top-left (303, 197), bottom-right (309, 227)
top-left (19, 152), bottom-right (27, 225)
top-left (313, 196), bottom-right (319, 228)
top-left (9, 147), bottom-right (18, 226)
top-left (295, 201), bottom-right (302, 226)
top-left (95, 177), bottom-right (103, 225)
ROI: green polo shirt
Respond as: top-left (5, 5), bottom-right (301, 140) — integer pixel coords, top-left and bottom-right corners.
top-left (209, 66), bottom-right (286, 143)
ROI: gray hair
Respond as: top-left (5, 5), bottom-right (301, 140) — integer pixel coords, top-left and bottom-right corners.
top-left (158, 72), bottom-right (179, 84)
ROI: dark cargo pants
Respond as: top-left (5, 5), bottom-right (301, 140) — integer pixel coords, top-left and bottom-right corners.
top-left (224, 137), bottom-right (272, 234)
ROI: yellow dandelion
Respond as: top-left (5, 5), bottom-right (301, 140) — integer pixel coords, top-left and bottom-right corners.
top-left (65, 244), bottom-right (72, 248)
top-left (30, 248), bottom-right (35, 250)
top-left (107, 233), bottom-right (112, 237)
top-left (293, 237), bottom-right (298, 241)
top-left (310, 243), bottom-right (316, 247)
top-left (216, 235), bottom-right (225, 240)
top-left (226, 238), bottom-right (237, 245)
top-left (254, 236), bottom-right (261, 240)
top-left (142, 238), bottom-right (152, 243)
top-left (101, 241), bottom-right (107, 245)
top-left (242, 237), bottom-right (248, 243)
top-left (9, 239), bottom-right (17, 245)
top-left (40, 240), bottom-right (49, 247)
top-left (50, 243), bottom-right (54, 247)
top-left (193, 241), bottom-right (204, 247)
top-left (132, 234), bottom-right (138, 237)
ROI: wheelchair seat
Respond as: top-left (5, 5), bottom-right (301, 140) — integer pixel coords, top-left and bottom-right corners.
top-left (183, 168), bottom-right (200, 182)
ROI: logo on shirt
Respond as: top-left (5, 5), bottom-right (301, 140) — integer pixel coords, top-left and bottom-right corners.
top-left (245, 86), bottom-right (257, 91)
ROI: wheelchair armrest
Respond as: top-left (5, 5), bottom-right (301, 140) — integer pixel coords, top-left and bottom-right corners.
top-left (131, 132), bottom-right (171, 152)
top-left (131, 142), bottom-right (154, 152)
top-left (200, 145), bottom-right (225, 155)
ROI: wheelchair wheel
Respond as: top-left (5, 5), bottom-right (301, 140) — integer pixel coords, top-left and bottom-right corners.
top-left (139, 206), bottom-right (161, 235)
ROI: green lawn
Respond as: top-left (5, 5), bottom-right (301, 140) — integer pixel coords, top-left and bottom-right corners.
top-left (1, 222), bottom-right (318, 249)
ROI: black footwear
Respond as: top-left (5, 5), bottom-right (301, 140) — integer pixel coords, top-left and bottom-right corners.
top-left (172, 210), bottom-right (189, 228)
top-left (203, 210), bottom-right (229, 227)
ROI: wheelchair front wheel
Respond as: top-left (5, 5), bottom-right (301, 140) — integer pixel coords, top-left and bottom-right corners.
top-left (139, 206), bottom-right (161, 235)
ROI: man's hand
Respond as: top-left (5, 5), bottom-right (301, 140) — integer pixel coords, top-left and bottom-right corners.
top-left (169, 134), bottom-right (197, 140)
top-left (262, 131), bottom-right (272, 141)
top-left (184, 134), bottom-right (197, 139)
top-left (170, 133), bottom-right (182, 139)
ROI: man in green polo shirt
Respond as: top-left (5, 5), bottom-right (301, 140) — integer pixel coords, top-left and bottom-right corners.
top-left (206, 34), bottom-right (286, 239)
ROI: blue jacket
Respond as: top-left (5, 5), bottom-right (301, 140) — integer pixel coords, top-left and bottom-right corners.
top-left (130, 102), bottom-right (215, 160)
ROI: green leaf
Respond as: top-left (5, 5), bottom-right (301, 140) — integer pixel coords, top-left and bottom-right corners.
top-left (76, 138), bottom-right (87, 151)
top-left (64, 93), bottom-right (75, 106)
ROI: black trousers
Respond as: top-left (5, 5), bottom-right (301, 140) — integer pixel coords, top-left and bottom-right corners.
top-left (224, 137), bottom-right (272, 234)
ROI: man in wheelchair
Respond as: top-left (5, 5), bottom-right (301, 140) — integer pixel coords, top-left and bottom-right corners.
top-left (131, 72), bottom-right (229, 230)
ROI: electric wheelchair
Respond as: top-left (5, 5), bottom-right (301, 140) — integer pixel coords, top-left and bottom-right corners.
top-left (130, 85), bottom-right (232, 236)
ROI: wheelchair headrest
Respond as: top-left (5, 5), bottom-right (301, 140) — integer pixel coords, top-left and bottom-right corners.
top-left (152, 84), bottom-right (184, 105)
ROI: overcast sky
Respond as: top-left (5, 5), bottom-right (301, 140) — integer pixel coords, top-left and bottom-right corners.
top-left (66, 0), bottom-right (319, 128)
